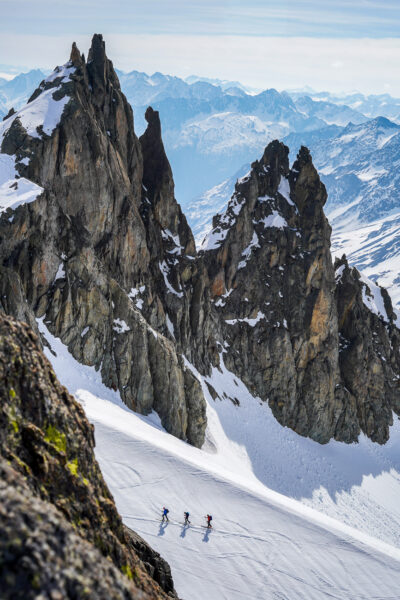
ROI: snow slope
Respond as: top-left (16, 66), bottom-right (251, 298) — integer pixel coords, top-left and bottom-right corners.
top-left (37, 318), bottom-right (400, 600)
top-left (0, 69), bottom-right (47, 120)
top-left (0, 153), bottom-right (43, 214)
top-left (0, 62), bottom-right (74, 214)
top-left (331, 210), bottom-right (400, 308)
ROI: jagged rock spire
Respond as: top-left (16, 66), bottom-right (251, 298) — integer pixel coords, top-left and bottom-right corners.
top-left (139, 106), bottom-right (196, 254)
top-left (87, 33), bottom-right (120, 92)
top-left (140, 106), bottom-right (172, 204)
top-left (69, 41), bottom-right (83, 67)
top-left (290, 145), bottom-right (328, 214)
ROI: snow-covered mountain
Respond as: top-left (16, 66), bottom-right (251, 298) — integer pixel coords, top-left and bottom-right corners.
top-left (288, 89), bottom-right (400, 124)
top-left (112, 69), bottom-right (368, 201)
top-left (185, 74), bottom-right (257, 94)
top-left (294, 94), bottom-right (367, 126)
top-left (285, 117), bottom-right (400, 224)
top-left (118, 74), bottom-right (400, 203)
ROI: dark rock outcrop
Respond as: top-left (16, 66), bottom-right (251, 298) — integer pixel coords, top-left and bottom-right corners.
top-left (201, 141), bottom-right (400, 444)
top-left (0, 311), bottom-right (178, 599)
top-left (335, 256), bottom-right (400, 443)
top-left (126, 528), bottom-right (176, 596)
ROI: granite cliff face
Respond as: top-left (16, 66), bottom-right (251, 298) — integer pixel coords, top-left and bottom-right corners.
top-left (0, 312), bottom-right (177, 599)
top-left (201, 142), bottom-right (400, 444)
top-left (335, 256), bottom-right (400, 443)
top-left (0, 34), bottom-right (206, 447)
top-left (1, 34), bottom-right (400, 448)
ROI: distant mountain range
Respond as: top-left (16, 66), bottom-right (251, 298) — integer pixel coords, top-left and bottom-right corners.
top-left (116, 72), bottom-right (371, 200)
top-left (3, 66), bottom-right (400, 203)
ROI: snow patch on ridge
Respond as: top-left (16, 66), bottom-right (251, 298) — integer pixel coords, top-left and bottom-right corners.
top-left (128, 285), bottom-right (146, 310)
top-left (237, 231), bottom-right (260, 269)
top-left (0, 62), bottom-right (75, 140)
top-left (0, 154), bottom-right (43, 214)
top-left (359, 272), bottom-right (389, 322)
top-left (260, 210), bottom-right (288, 229)
top-left (225, 311), bottom-right (265, 327)
top-left (278, 176), bottom-right (295, 206)
top-left (159, 261), bottom-right (184, 297)
top-left (113, 318), bottom-right (130, 334)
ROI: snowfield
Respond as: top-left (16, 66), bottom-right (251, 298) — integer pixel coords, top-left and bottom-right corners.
top-left (37, 318), bottom-right (400, 600)
top-left (331, 210), bottom-right (400, 309)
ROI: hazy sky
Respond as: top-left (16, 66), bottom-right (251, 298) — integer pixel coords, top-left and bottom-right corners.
top-left (1, 0), bottom-right (399, 94)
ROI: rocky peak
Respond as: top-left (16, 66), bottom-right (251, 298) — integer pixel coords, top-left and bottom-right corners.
top-left (140, 106), bottom-right (173, 214)
top-left (87, 33), bottom-right (120, 92)
top-left (202, 141), bottom-right (344, 443)
top-left (289, 145), bottom-right (328, 219)
top-left (334, 256), bottom-right (400, 442)
top-left (0, 35), bottom-right (207, 448)
top-left (139, 105), bottom-right (195, 254)
top-left (260, 138), bottom-right (290, 187)
top-left (69, 41), bottom-right (84, 68)
top-left (202, 140), bottom-right (300, 296)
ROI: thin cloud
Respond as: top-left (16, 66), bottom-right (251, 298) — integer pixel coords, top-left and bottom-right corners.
top-left (1, 1), bottom-right (400, 37)
top-left (1, 33), bottom-right (399, 96)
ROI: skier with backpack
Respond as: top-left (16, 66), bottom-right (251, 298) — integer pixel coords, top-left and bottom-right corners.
top-left (161, 507), bottom-right (169, 522)
top-left (183, 511), bottom-right (191, 526)
top-left (205, 514), bottom-right (212, 528)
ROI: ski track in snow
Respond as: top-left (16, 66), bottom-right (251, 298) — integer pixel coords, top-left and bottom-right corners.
top-left (37, 318), bottom-right (400, 600)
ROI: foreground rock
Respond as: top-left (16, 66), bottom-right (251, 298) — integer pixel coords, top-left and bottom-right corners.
top-left (0, 311), bottom-right (177, 599)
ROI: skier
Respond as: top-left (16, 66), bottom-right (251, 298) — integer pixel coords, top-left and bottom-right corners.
top-left (205, 514), bottom-right (212, 528)
top-left (161, 507), bottom-right (169, 523)
top-left (183, 511), bottom-right (191, 526)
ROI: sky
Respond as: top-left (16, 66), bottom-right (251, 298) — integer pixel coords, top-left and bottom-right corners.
top-left (0, 0), bottom-right (399, 94)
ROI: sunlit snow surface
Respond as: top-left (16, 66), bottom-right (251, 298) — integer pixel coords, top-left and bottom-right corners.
top-left (331, 210), bottom-right (400, 309)
top-left (0, 63), bottom-right (74, 140)
top-left (0, 63), bottom-right (74, 214)
top-left (0, 152), bottom-right (43, 213)
top-left (37, 317), bottom-right (400, 600)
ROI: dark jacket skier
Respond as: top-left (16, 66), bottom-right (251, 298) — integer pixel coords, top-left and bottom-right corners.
top-left (184, 511), bottom-right (190, 525)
